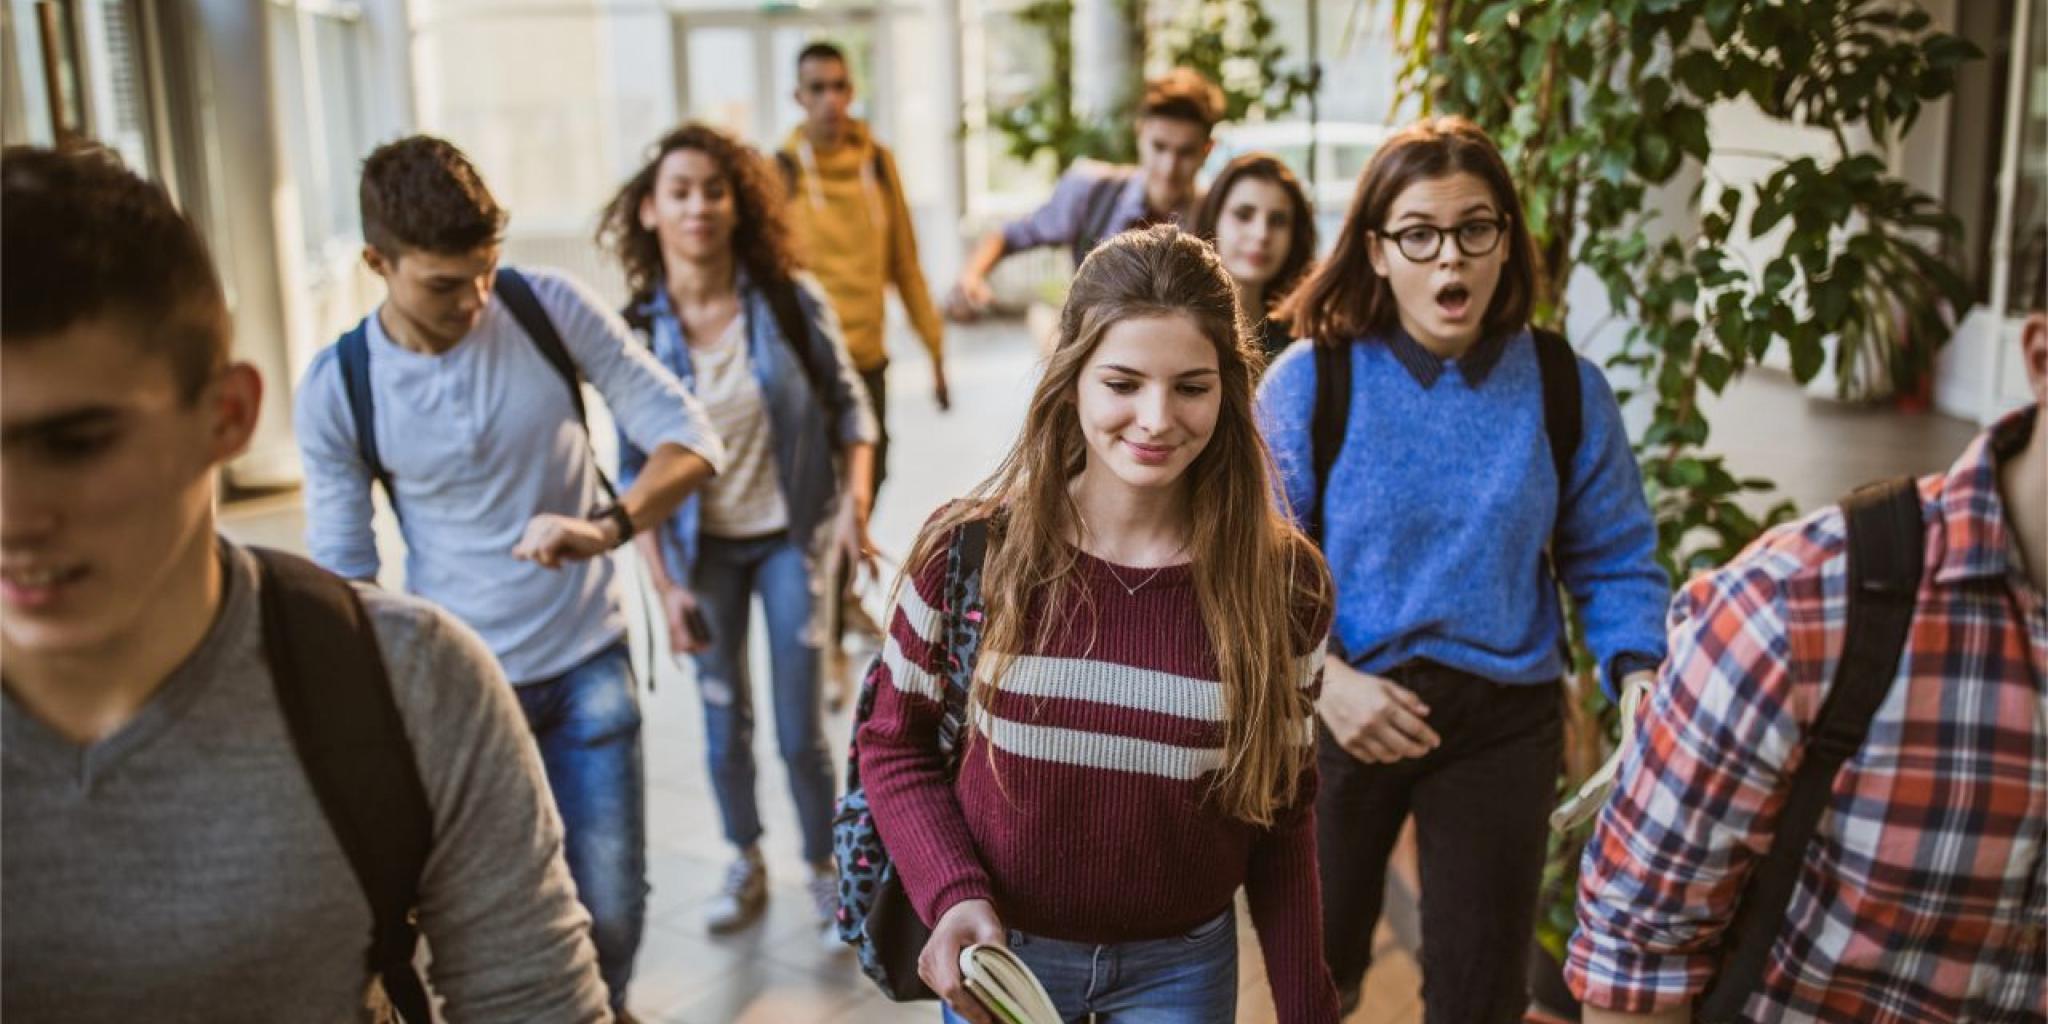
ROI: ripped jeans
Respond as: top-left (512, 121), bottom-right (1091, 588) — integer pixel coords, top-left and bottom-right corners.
top-left (691, 531), bottom-right (837, 863)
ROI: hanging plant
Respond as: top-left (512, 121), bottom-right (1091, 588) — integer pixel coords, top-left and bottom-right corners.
top-left (1158, 0), bottom-right (1319, 123)
top-left (991, 0), bottom-right (1315, 170)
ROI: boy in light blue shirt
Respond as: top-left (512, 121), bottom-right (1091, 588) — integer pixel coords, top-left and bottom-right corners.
top-left (294, 135), bottom-right (723, 1017)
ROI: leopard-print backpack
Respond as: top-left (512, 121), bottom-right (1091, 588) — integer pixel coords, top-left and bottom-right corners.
top-left (833, 517), bottom-right (989, 1000)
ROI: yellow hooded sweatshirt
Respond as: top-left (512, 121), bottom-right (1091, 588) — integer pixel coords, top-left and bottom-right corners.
top-left (780, 121), bottom-right (944, 374)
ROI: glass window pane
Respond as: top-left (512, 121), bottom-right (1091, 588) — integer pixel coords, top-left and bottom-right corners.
top-left (684, 26), bottom-right (757, 136)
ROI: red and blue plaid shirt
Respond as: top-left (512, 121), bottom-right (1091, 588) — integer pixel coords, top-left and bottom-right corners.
top-left (1567, 406), bottom-right (2047, 1023)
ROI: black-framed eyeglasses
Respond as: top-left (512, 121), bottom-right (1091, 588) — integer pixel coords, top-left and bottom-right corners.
top-left (1377, 218), bottom-right (1508, 262)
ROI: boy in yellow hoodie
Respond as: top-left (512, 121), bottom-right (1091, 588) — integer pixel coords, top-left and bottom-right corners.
top-left (779, 41), bottom-right (948, 508)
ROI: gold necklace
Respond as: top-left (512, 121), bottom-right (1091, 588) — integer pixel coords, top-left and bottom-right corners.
top-left (1102, 561), bottom-right (1172, 596)
top-left (1096, 541), bottom-right (1189, 597)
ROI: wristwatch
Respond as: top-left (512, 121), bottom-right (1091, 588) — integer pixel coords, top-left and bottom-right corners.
top-left (590, 503), bottom-right (635, 548)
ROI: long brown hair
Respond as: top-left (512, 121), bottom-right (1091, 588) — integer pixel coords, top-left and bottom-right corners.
top-left (596, 122), bottom-right (799, 304)
top-left (1192, 152), bottom-right (1318, 320)
top-left (903, 225), bottom-right (1331, 826)
top-left (1281, 116), bottom-right (1537, 346)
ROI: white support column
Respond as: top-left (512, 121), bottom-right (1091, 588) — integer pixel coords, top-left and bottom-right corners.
top-left (1982, 0), bottom-right (2033, 424)
top-left (1071, 0), bottom-right (1130, 123)
top-left (189, 0), bottom-right (304, 488)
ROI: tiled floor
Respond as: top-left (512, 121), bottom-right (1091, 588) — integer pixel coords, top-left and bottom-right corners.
top-left (221, 317), bottom-right (1981, 1023)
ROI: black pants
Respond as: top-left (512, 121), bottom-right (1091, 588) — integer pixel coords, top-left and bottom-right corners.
top-left (1317, 661), bottom-right (1562, 1024)
top-left (858, 364), bottom-right (889, 503)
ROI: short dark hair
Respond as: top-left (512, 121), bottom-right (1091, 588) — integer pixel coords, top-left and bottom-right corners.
top-left (1138, 68), bottom-right (1225, 131)
top-left (1283, 116), bottom-right (1537, 346)
top-left (358, 135), bottom-right (507, 257)
top-left (1193, 152), bottom-right (1319, 318)
top-left (797, 41), bottom-right (847, 72)
top-left (1, 145), bottom-right (229, 400)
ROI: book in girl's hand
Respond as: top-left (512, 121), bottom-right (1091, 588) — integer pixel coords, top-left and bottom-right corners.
top-left (958, 943), bottom-right (1060, 1024)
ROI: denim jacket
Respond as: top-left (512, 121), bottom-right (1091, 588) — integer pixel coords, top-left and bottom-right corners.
top-left (617, 270), bottom-right (878, 586)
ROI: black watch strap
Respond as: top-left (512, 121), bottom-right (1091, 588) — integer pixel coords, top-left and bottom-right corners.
top-left (591, 503), bottom-right (635, 548)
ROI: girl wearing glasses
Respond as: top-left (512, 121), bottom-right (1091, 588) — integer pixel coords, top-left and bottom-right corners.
top-left (1254, 117), bottom-right (1668, 1021)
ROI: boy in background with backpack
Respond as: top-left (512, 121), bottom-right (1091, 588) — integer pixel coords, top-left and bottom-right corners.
top-left (944, 68), bottom-right (1223, 320)
top-left (1, 145), bottom-right (611, 1022)
top-left (294, 135), bottom-right (725, 1017)
top-left (1567, 289), bottom-right (2047, 1022)
top-left (778, 41), bottom-right (947, 700)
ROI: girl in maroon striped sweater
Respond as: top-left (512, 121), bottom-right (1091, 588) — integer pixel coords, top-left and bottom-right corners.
top-left (858, 225), bottom-right (1341, 1023)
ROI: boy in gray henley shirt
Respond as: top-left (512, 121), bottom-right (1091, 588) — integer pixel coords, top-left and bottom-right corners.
top-left (0, 147), bottom-right (610, 1021)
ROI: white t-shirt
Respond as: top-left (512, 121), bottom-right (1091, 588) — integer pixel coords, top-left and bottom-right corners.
top-left (694, 312), bottom-right (790, 537)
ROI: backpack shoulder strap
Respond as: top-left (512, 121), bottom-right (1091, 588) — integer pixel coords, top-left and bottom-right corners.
top-left (494, 267), bottom-right (585, 425)
top-left (494, 267), bottom-right (617, 501)
top-left (1309, 339), bottom-right (1354, 543)
top-left (870, 146), bottom-right (892, 193)
top-left (1697, 476), bottom-right (1924, 1022)
top-left (761, 278), bottom-right (848, 444)
top-left (776, 150), bottom-right (800, 198)
top-left (252, 548), bottom-right (435, 1024)
top-left (1073, 166), bottom-right (1135, 266)
top-left (621, 299), bottom-right (654, 342)
top-left (934, 517), bottom-right (991, 767)
top-left (1530, 327), bottom-right (1582, 506)
top-left (336, 320), bottom-right (396, 513)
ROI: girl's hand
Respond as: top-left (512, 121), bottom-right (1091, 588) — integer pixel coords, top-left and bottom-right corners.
top-left (658, 584), bottom-right (712, 655)
top-left (834, 497), bottom-right (879, 582)
top-left (920, 898), bottom-right (1006, 1024)
top-left (1318, 658), bottom-right (1441, 763)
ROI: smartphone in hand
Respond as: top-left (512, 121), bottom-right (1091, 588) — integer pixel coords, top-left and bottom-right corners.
top-left (682, 604), bottom-right (714, 648)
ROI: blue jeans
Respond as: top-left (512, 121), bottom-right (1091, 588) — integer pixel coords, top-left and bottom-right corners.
top-left (941, 909), bottom-right (1239, 1024)
top-left (691, 532), bottom-right (836, 863)
top-left (514, 640), bottom-right (646, 1011)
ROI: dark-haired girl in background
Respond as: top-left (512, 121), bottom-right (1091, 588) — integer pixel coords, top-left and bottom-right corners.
top-left (1194, 153), bottom-right (1317, 360)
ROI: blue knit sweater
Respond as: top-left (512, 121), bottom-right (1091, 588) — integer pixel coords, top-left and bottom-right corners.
top-left (1255, 329), bottom-right (1669, 697)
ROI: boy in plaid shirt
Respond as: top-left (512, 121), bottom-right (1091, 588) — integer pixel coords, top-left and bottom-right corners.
top-left (1567, 296), bottom-right (2048, 1024)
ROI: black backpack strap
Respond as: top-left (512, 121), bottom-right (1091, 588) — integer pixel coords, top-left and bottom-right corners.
top-left (761, 277), bottom-right (850, 452)
top-left (1531, 328), bottom-right (1584, 659)
top-left (494, 267), bottom-right (617, 502)
top-left (1072, 167), bottom-right (1135, 266)
top-left (776, 150), bottom-right (800, 197)
top-left (1530, 327), bottom-right (1582, 507)
top-left (1308, 339), bottom-right (1354, 543)
top-left (336, 320), bottom-right (397, 515)
top-left (252, 548), bottom-right (435, 1024)
top-left (495, 267), bottom-right (585, 425)
top-left (870, 146), bottom-right (892, 194)
top-left (1697, 477), bottom-right (1924, 1022)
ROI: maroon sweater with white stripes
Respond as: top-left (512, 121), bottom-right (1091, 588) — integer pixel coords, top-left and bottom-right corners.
top-left (858, 522), bottom-right (1340, 1023)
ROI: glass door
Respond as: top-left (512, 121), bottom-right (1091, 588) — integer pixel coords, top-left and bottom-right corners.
top-left (673, 8), bottom-right (882, 151)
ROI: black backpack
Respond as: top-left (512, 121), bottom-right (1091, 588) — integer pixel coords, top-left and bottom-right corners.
top-left (620, 276), bottom-right (851, 458)
top-left (1307, 327), bottom-right (1582, 544)
top-left (251, 548), bottom-right (434, 1022)
top-left (1695, 477), bottom-right (1924, 1022)
top-left (335, 267), bottom-right (616, 516)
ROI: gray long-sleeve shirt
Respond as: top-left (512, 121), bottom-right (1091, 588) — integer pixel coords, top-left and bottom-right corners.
top-left (1, 540), bottom-right (611, 1022)
top-left (294, 266), bottom-right (724, 682)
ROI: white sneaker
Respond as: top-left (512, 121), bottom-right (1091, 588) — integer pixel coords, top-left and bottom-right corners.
top-left (810, 865), bottom-right (848, 952)
top-left (704, 849), bottom-right (767, 934)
